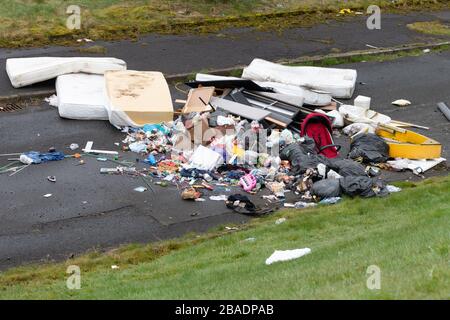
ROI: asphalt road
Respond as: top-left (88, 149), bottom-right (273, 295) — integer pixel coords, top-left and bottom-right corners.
top-left (0, 10), bottom-right (449, 98)
top-left (0, 51), bottom-right (449, 271)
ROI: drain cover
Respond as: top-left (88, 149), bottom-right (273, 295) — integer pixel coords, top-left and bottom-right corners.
top-left (0, 103), bottom-right (24, 112)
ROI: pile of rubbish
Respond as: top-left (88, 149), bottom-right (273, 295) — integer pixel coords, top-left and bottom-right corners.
top-left (4, 56), bottom-right (446, 215)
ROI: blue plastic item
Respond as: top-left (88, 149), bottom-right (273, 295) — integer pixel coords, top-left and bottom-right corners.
top-left (144, 154), bottom-right (157, 165)
top-left (142, 124), bottom-right (170, 135)
top-left (22, 151), bottom-right (65, 164)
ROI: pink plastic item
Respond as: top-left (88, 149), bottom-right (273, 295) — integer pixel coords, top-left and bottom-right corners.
top-left (239, 174), bottom-right (257, 192)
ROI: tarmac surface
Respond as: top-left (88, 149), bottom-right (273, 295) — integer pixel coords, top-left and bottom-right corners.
top-left (0, 10), bottom-right (449, 98)
top-left (0, 50), bottom-right (449, 270)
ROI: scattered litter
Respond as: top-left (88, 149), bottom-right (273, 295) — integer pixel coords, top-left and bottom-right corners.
top-left (19, 151), bottom-right (65, 165)
top-left (209, 195), bottom-right (228, 201)
top-left (265, 248), bottom-right (311, 265)
top-left (111, 265), bottom-right (119, 269)
top-left (392, 99), bottom-right (411, 107)
top-left (43, 194), bottom-right (52, 198)
top-left (45, 94), bottom-right (58, 107)
top-left (133, 186), bottom-right (147, 192)
top-left (319, 197), bottom-right (341, 204)
top-left (47, 176), bottom-right (56, 183)
top-left (83, 141), bottom-right (118, 155)
top-left (387, 158), bottom-right (446, 174)
top-left (423, 49), bottom-right (431, 53)
top-left (386, 185), bottom-right (402, 193)
top-left (181, 187), bottom-right (201, 200)
top-left (243, 237), bottom-right (256, 242)
top-left (284, 201), bottom-right (317, 209)
top-left (437, 102), bottom-right (450, 121)
top-left (225, 226), bottom-right (239, 231)
top-left (4, 54), bottom-right (445, 225)
top-left (275, 218), bottom-right (286, 225)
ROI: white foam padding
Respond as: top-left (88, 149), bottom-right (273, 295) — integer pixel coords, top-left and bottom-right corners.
top-left (6, 57), bottom-right (127, 88)
top-left (56, 74), bottom-right (108, 120)
top-left (242, 58), bottom-right (357, 98)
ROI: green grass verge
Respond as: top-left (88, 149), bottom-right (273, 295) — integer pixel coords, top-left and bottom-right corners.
top-left (407, 21), bottom-right (450, 36)
top-left (0, 0), bottom-right (447, 48)
top-left (0, 176), bottom-right (449, 299)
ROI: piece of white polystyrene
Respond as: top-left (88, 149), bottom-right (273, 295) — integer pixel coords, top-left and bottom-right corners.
top-left (339, 104), bottom-right (391, 125)
top-left (56, 74), bottom-right (108, 120)
top-left (6, 57), bottom-right (126, 88)
top-left (242, 58), bottom-right (357, 98)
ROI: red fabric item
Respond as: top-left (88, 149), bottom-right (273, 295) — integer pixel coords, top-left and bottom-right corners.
top-left (301, 113), bottom-right (338, 158)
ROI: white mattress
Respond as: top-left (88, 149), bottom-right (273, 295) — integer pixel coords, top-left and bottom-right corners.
top-left (56, 74), bottom-right (108, 120)
top-left (195, 73), bottom-right (331, 106)
top-left (6, 57), bottom-right (126, 88)
top-left (242, 58), bottom-right (357, 98)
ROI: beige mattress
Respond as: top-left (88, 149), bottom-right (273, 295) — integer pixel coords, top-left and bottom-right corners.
top-left (104, 70), bottom-right (174, 127)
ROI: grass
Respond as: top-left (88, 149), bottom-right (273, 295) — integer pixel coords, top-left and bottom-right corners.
top-left (0, 0), bottom-right (446, 48)
top-left (0, 175), bottom-right (449, 299)
top-left (407, 21), bottom-right (450, 36)
top-left (78, 45), bottom-right (107, 54)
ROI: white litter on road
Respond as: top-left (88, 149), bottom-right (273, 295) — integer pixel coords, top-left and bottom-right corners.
top-left (265, 248), bottom-right (311, 265)
top-left (391, 99), bottom-right (411, 107)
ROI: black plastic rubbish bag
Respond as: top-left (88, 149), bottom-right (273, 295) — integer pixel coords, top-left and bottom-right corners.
top-left (340, 176), bottom-right (388, 198)
top-left (280, 137), bottom-right (330, 175)
top-left (348, 133), bottom-right (389, 163)
top-left (329, 159), bottom-right (367, 177)
top-left (311, 179), bottom-right (341, 198)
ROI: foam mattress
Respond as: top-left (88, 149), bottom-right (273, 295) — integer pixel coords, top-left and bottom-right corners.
top-left (104, 70), bottom-right (174, 127)
top-left (242, 58), bottom-right (357, 98)
top-left (6, 57), bottom-right (126, 88)
top-left (56, 73), bottom-right (108, 120)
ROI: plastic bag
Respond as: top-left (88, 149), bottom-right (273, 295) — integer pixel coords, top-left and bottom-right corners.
top-left (348, 133), bottom-right (389, 163)
top-left (339, 176), bottom-right (388, 198)
top-left (311, 179), bottom-right (341, 198)
top-left (280, 137), bottom-right (330, 175)
top-left (329, 159), bottom-right (367, 177)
